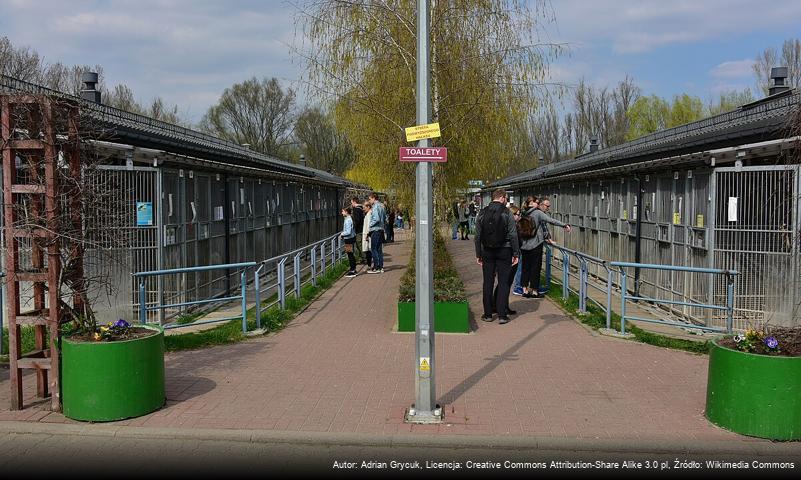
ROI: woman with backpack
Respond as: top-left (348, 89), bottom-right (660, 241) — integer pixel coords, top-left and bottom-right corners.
top-left (519, 196), bottom-right (571, 298)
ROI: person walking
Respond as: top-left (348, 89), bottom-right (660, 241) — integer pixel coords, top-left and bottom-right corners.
top-left (361, 202), bottom-right (373, 269)
top-left (468, 201), bottom-right (477, 234)
top-left (491, 205), bottom-right (521, 316)
top-left (386, 208), bottom-right (396, 243)
top-left (367, 192), bottom-right (387, 273)
top-left (341, 206), bottom-right (358, 277)
top-left (475, 188), bottom-right (520, 324)
top-left (520, 196), bottom-right (571, 298)
top-left (350, 197), bottom-right (365, 263)
top-left (458, 200), bottom-right (470, 240)
top-left (451, 199), bottom-right (460, 240)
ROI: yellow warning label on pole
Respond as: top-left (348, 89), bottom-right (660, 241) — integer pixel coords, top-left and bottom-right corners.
top-left (405, 123), bottom-right (441, 142)
top-left (419, 357), bottom-right (430, 371)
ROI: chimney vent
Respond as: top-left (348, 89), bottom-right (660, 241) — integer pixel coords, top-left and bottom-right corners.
top-left (769, 66), bottom-right (790, 95)
top-left (80, 72), bottom-right (101, 103)
top-left (589, 135), bottom-right (599, 153)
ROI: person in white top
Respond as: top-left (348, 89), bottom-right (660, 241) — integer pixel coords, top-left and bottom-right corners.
top-left (361, 202), bottom-right (373, 269)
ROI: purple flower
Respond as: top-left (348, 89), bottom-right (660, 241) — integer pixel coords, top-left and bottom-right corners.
top-left (765, 336), bottom-right (779, 349)
top-left (113, 319), bottom-right (130, 328)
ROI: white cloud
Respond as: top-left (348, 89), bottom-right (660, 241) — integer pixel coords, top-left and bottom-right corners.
top-left (710, 59), bottom-right (756, 79)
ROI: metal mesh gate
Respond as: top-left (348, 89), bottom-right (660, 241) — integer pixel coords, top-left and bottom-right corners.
top-left (713, 165), bottom-right (800, 328)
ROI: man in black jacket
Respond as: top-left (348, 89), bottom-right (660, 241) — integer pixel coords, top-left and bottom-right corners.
top-left (350, 197), bottom-right (365, 263)
top-left (474, 188), bottom-right (520, 324)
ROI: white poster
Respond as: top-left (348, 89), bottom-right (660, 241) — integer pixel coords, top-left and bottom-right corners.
top-left (728, 197), bottom-right (738, 222)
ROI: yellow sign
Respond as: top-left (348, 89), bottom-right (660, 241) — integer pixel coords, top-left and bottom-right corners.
top-left (696, 214), bottom-right (704, 228)
top-left (673, 212), bottom-right (681, 225)
top-left (622, 210), bottom-right (628, 220)
top-left (405, 122), bottom-right (441, 142)
top-left (419, 357), bottom-right (430, 372)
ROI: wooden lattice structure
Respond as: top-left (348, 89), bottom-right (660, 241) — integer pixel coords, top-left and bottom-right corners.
top-left (1, 95), bottom-right (80, 411)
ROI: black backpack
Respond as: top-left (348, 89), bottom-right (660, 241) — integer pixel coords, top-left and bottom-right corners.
top-left (351, 206), bottom-right (364, 231)
top-left (480, 203), bottom-right (508, 248)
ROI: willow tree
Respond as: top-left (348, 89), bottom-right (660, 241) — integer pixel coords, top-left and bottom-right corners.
top-left (295, 0), bottom-right (560, 211)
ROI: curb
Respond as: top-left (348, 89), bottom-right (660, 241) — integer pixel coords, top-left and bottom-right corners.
top-left (0, 421), bottom-right (798, 457)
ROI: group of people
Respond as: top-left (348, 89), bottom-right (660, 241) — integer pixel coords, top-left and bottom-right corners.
top-left (340, 193), bottom-right (406, 278)
top-left (451, 199), bottom-right (478, 240)
top-left (474, 188), bottom-right (571, 324)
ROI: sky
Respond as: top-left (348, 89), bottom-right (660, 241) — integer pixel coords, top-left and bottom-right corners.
top-left (1, 0), bottom-right (799, 123)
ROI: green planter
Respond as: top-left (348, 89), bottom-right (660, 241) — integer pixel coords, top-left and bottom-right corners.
top-left (397, 302), bottom-right (469, 333)
top-left (62, 325), bottom-right (166, 422)
top-left (705, 338), bottom-right (801, 440)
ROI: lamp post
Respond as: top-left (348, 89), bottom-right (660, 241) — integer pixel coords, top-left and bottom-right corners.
top-left (405, 0), bottom-right (441, 424)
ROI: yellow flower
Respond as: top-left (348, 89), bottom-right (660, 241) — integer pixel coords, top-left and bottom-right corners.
top-left (93, 332), bottom-right (102, 341)
top-left (100, 326), bottom-right (109, 332)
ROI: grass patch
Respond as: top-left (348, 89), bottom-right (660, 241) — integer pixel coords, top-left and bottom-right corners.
top-left (545, 280), bottom-right (711, 355)
top-left (163, 259), bottom-right (349, 352)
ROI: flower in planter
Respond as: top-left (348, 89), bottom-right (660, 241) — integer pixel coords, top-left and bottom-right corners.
top-left (765, 336), bottom-right (779, 350)
top-left (113, 319), bottom-right (130, 328)
top-left (733, 334), bottom-right (743, 343)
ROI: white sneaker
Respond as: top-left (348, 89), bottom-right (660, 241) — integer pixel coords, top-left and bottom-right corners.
top-left (367, 268), bottom-right (380, 274)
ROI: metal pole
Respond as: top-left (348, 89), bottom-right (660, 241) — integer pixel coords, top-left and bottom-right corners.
top-left (320, 243), bottom-right (326, 275)
top-left (240, 270), bottom-right (247, 333)
top-left (294, 253), bottom-right (302, 297)
top-left (579, 258), bottom-right (587, 313)
top-left (562, 252), bottom-right (570, 300)
top-left (311, 247), bottom-right (317, 286)
top-left (620, 268), bottom-right (628, 335)
top-left (255, 264), bottom-right (263, 329)
top-left (726, 274), bottom-right (735, 333)
top-left (278, 258), bottom-right (286, 310)
top-left (408, 0), bottom-right (439, 424)
top-left (545, 246), bottom-right (552, 289)
top-left (139, 280), bottom-right (147, 324)
top-left (605, 266), bottom-right (613, 330)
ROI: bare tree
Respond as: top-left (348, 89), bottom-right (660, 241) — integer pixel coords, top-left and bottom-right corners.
top-left (753, 38), bottom-right (801, 96)
top-left (200, 77), bottom-right (297, 157)
top-left (0, 36), bottom-right (43, 82)
top-left (294, 105), bottom-right (356, 175)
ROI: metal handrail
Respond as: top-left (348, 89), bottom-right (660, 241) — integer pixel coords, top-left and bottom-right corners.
top-left (544, 247), bottom-right (739, 334)
top-left (134, 262), bottom-right (257, 333)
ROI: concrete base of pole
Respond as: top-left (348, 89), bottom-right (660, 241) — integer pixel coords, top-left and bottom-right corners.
top-left (404, 405), bottom-right (443, 424)
top-left (599, 328), bottom-right (636, 339)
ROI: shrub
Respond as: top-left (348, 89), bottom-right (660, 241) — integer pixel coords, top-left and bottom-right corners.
top-left (399, 231), bottom-right (467, 303)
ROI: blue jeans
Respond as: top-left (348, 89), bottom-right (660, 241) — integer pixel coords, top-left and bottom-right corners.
top-left (513, 259), bottom-right (522, 289)
top-left (369, 231), bottom-right (384, 269)
top-left (451, 222), bottom-right (459, 239)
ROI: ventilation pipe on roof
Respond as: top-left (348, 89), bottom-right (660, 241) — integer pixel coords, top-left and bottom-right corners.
top-left (769, 66), bottom-right (790, 95)
top-left (80, 72), bottom-right (101, 103)
top-left (299, 154), bottom-right (306, 167)
top-left (589, 135), bottom-right (599, 153)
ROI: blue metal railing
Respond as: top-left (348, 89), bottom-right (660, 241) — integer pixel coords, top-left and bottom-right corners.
top-left (133, 233), bottom-right (347, 333)
top-left (133, 262), bottom-right (257, 333)
top-left (611, 262), bottom-right (737, 335)
top-left (544, 246), bottom-right (738, 335)
top-left (254, 233), bottom-right (343, 328)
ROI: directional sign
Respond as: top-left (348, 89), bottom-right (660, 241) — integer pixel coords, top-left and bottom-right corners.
top-left (399, 147), bottom-right (447, 162)
top-left (405, 122), bottom-right (441, 142)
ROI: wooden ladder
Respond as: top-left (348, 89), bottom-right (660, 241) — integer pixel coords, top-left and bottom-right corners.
top-left (1, 95), bottom-right (66, 411)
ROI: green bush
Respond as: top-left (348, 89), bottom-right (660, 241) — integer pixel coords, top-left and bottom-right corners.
top-left (399, 231), bottom-right (467, 303)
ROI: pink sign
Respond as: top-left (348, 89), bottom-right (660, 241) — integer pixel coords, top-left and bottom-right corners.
top-left (399, 147), bottom-right (447, 162)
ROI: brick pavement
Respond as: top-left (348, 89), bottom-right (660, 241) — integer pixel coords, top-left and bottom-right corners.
top-left (0, 233), bottom-right (766, 443)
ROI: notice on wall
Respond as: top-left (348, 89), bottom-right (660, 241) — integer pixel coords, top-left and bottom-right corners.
top-left (622, 210), bottom-right (628, 220)
top-left (696, 214), bottom-right (704, 228)
top-left (727, 197), bottom-right (738, 222)
top-left (214, 206), bottom-right (224, 221)
top-left (673, 212), bottom-right (681, 225)
top-left (136, 202), bottom-right (153, 226)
